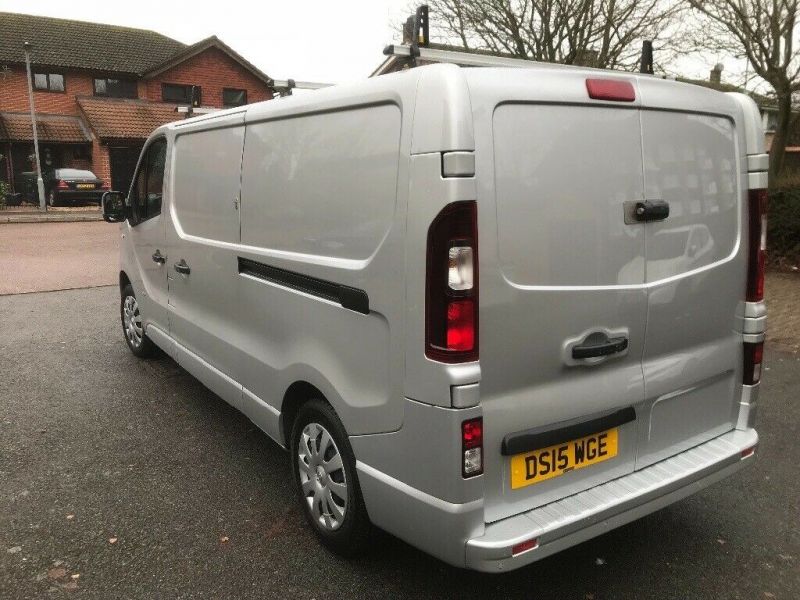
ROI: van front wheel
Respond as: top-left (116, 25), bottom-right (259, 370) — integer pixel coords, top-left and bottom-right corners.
top-left (291, 399), bottom-right (371, 556)
top-left (120, 284), bottom-right (157, 358)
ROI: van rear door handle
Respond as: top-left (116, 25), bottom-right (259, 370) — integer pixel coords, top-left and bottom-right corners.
top-left (174, 259), bottom-right (191, 275)
top-left (572, 337), bottom-right (628, 359)
top-left (633, 200), bottom-right (669, 222)
top-left (152, 250), bottom-right (166, 264)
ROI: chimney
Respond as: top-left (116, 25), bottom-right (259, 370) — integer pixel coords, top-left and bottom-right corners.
top-left (710, 63), bottom-right (724, 85)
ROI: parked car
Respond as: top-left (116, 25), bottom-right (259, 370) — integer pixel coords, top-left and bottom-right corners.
top-left (103, 63), bottom-right (767, 572)
top-left (45, 168), bottom-right (107, 206)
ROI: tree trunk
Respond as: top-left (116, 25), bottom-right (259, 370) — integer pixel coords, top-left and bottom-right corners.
top-left (769, 90), bottom-right (793, 187)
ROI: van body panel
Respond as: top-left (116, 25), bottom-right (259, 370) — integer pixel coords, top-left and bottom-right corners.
top-left (492, 103), bottom-right (646, 287)
top-left (167, 119), bottom-right (246, 386)
top-left (635, 107), bottom-right (746, 468)
top-left (234, 83), bottom-right (418, 435)
top-left (468, 72), bottom-right (649, 523)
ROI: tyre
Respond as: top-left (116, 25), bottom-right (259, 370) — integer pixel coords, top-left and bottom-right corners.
top-left (291, 399), bottom-right (372, 556)
top-left (47, 190), bottom-right (58, 207)
top-left (120, 283), bottom-right (157, 358)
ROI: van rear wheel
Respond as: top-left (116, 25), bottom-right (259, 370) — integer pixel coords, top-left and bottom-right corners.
top-left (290, 399), bottom-right (371, 556)
top-left (120, 283), bottom-right (157, 358)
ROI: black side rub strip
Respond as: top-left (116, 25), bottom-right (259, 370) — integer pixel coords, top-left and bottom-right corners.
top-left (238, 257), bottom-right (369, 315)
top-left (501, 407), bottom-right (636, 456)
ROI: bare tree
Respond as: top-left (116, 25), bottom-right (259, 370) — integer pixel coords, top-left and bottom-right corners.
top-left (687, 0), bottom-right (800, 183)
top-left (421, 0), bottom-right (681, 70)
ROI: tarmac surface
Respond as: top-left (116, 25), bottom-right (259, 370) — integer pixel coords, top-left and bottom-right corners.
top-left (0, 285), bottom-right (798, 599)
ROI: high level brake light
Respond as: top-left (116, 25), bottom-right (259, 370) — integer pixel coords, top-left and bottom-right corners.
top-left (746, 188), bottom-right (768, 302)
top-left (585, 78), bottom-right (636, 102)
top-left (425, 201), bottom-right (478, 362)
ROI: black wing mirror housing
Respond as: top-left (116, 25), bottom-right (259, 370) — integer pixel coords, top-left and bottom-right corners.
top-left (102, 191), bottom-right (128, 223)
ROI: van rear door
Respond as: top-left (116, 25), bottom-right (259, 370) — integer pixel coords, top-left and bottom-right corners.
top-left (476, 72), bottom-right (648, 523)
top-left (635, 83), bottom-right (745, 467)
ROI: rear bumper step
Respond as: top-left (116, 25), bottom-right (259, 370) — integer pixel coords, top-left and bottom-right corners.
top-left (466, 428), bottom-right (758, 572)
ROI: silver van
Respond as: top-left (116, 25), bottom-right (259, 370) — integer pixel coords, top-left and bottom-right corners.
top-left (103, 63), bottom-right (767, 572)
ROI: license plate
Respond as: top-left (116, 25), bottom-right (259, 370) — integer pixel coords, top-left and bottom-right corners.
top-left (510, 427), bottom-right (619, 490)
top-left (77, 183), bottom-right (94, 189)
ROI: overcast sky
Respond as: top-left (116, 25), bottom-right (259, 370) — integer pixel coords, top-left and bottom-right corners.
top-left (1, 0), bottom-right (742, 88)
top-left (0, 0), bottom-right (412, 83)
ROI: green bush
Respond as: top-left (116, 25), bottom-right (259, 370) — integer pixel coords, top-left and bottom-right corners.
top-left (768, 188), bottom-right (800, 262)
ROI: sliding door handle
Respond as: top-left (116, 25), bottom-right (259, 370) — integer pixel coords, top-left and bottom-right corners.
top-left (151, 250), bottom-right (166, 264)
top-left (174, 259), bottom-right (191, 275)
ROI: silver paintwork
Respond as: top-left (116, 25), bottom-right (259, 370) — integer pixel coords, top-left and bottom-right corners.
top-left (115, 63), bottom-right (764, 571)
top-left (442, 151), bottom-right (476, 177)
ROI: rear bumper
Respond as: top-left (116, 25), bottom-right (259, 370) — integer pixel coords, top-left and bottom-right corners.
top-left (465, 428), bottom-right (758, 572)
top-left (55, 190), bottom-right (104, 201)
top-left (357, 427), bottom-right (757, 572)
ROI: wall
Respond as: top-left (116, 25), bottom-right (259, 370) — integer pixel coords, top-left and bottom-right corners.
top-left (0, 66), bottom-right (93, 115)
top-left (142, 47), bottom-right (272, 107)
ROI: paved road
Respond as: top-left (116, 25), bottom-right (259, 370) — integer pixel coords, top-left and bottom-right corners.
top-left (0, 222), bottom-right (118, 295)
top-left (0, 286), bottom-right (798, 599)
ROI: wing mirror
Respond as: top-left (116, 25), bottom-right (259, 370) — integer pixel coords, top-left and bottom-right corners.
top-left (102, 191), bottom-right (128, 223)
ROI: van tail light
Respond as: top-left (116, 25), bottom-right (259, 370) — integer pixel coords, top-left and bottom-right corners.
top-left (746, 188), bottom-right (768, 302)
top-left (101, 180), bottom-right (110, 190)
top-left (462, 417), bottom-right (483, 477)
top-left (57, 180), bottom-right (69, 190)
top-left (743, 341), bottom-right (764, 385)
top-left (425, 201), bottom-right (478, 362)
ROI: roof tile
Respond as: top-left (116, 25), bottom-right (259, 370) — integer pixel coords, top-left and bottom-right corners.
top-left (0, 12), bottom-right (186, 74)
top-left (77, 97), bottom-right (180, 140)
top-left (0, 112), bottom-right (91, 142)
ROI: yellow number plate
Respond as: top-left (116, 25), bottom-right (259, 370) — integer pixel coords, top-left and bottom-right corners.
top-left (77, 183), bottom-right (94, 189)
top-left (510, 427), bottom-right (619, 490)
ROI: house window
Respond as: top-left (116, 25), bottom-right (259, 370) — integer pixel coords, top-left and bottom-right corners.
top-left (33, 72), bottom-right (65, 92)
top-left (764, 110), bottom-right (778, 132)
top-left (162, 83), bottom-right (201, 106)
top-left (223, 88), bottom-right (247, 107)
top-left (94, 77), bottom-right (137, 98)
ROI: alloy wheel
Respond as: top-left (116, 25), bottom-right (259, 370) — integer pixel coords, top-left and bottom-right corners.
top-left (297, 422), bottom-right (348, 531)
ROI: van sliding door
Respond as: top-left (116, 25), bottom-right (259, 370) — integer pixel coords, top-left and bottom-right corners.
top-left (166, 115), bottom-right (246, 393)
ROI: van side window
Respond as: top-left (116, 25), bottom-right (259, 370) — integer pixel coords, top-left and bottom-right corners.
top-left (128, 138), bottom-right (167, 225)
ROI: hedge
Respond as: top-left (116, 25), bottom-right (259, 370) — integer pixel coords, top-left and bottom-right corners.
top-left (769, 189), bottom-right (800, 263)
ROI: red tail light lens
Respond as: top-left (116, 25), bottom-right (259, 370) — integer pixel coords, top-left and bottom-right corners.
top-left (56, 180), bottom-right (69, 189)
top-left (746, 188), bottom-right (768, 302)
top-left (426, 201), bottom-right (478, 362)
top-left (743, 341), bottom-right (764, 385)
top-left (446, 300), bottom-right (475, 351)
top-left (101, 181), bottom-right (110, 190)
top-left (586, 78), bottom-right (636, 102)
top-left (462, 417), bottom-right (483, 477)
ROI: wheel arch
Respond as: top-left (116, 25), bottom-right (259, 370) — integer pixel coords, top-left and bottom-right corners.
top-left (280, 381), bottom-right (332, 446)
top-left (119, 270), bottom-right (131, 294)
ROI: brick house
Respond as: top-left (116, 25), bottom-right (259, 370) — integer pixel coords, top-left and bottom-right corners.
top-left (0, 12), bottom-right (275, 198)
